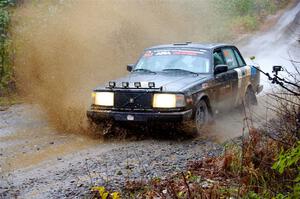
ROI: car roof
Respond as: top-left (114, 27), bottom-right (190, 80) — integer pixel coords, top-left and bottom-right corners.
top-left (145, 42), bottom-right (233, 51)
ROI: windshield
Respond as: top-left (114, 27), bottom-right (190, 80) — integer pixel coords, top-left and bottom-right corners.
top-left (135, 49), bottom-right (211, 73)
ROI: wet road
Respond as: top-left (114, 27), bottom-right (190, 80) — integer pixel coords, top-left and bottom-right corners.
top-left (0, 96), bottom-right (271, 198)
top-left (0, 104), bottom-right (223, 198)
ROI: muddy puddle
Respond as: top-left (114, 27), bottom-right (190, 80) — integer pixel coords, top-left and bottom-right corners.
top-left (0, 104), bottom-right (102, 173)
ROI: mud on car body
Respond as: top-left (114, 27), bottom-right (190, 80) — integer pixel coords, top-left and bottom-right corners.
top-left (87, 42), bottom-right (263, 133)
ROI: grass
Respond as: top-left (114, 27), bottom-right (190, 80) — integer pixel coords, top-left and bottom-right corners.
top-left (0, 95), bottom-right (22, 106)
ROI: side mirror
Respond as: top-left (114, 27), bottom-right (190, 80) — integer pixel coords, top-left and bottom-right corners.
top-left (214, 64), bottom-right (228, 75)
top-left (250, 56), bottom-right (256, 60)
top-left (127, 64), bottom-right (134, 72)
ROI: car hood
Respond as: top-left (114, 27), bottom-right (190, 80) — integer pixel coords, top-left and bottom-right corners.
top-left (96, 72), bottom-right (210, 92)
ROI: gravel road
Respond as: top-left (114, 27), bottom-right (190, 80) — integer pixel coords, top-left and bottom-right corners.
top-left (1, 104), bottom-right (246, 198)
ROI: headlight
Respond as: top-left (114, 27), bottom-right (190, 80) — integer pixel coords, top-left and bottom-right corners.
top-left (92, 92), bottom-right (114, 106)
top-left (153, 93), bottom-right (186, 108)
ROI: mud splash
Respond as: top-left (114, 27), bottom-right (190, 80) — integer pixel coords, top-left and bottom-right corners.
top-left (12, 1), bottom-right (227, 133)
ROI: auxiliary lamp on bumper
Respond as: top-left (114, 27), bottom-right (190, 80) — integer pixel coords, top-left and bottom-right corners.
top-left (92, 92), bottom-right (114, 106)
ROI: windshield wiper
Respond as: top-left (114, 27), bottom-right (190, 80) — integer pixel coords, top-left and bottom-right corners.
top-left (133, 69), bottom-right (156, 74)
top-left (162, 68), bottom-right (198, 75)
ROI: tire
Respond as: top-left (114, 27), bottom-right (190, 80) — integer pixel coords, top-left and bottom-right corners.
top-left (194, 99), bottom-right (211, 134)
top-left (243, 87), bottom-right (258, 121)
top-left (245, 87), bottom-right (257, 106)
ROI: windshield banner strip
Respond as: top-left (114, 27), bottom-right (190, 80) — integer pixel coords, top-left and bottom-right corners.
top-left (143, 50), bottom-right (206, 57)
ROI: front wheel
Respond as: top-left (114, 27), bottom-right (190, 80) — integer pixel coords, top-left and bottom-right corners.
top-left (195, 100), bottom-right (211, 134)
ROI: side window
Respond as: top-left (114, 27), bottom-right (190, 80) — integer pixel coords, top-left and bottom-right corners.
top-left (233, 49), bottom-right (246, 67)
top-left (222, 48), bottom-right (238, 70)
top-left (213, 50), bottom-right (225, 67)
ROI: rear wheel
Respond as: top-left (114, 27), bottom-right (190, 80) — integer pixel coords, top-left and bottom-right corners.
top-left (245, 87), bottom-right (257, 106)
top-left (243, 87), bottom-right (257, 122)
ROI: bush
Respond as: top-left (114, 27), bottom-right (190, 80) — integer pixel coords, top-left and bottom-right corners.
top-left (231, 15), bottom-right (259, 33)
top-left (0, 0), bottom-right (15, 96)
top-left (273, 142), bottom-right (300, 198)
top-left (214, 0), bottom-right (292, 35)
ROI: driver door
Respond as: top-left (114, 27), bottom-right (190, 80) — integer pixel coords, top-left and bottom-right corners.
top-left (213, 48), bottom-right (237, 111)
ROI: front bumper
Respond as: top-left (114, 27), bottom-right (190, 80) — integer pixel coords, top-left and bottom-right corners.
top-left (87, 109), bottom-right (193, 122)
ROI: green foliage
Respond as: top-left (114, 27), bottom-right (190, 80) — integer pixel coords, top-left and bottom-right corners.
top-left (0, 0), bottom-right (15, 95)
top-left (0, 95), bottom-right (21, 106)
top-left (0, 0), bottom-right (15, 8)
top-left (272, 142), bottom-right (300, 174)
top-left (216, 0), bottom-right (255, 16)
top-left (273, 142), bottom-right (300, 199)
top-left (214, 0), bottom-right (291, 34)
top-left (244, 191), bottom-right (262, 199)
top-left (232, 15), bottom-right (258, 31)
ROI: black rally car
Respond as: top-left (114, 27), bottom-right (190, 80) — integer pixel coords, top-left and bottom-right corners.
top-left (87, 42), bottom-right (263, 133)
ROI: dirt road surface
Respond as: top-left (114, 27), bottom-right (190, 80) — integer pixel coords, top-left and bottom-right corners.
top-left (1, 2), bottom-right (300, 198)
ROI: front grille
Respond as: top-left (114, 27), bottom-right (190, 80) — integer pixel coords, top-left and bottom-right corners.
top-left (114, 91), bottom-right (152, 110)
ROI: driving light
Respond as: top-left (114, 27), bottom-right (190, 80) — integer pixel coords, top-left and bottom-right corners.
top-left (108, 81), bottom-right (116, 88)
top-left (134, 82), bottom-right (141, 88)
top-left (148, 82), bottom-right (155, 88)
top-left (153, 93), bottom-right (186, 108)
top-left (122, 82), bottom-right (129, 88)
top-left (92, 92), bottom-right (114, 106)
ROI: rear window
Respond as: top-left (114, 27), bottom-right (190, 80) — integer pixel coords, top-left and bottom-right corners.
top-left (233, 49), bottom-right (246, 67)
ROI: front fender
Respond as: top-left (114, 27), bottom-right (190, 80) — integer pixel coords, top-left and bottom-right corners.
top-left (194, 92), bottom-right (209, 104)
top-left (190, 91), bottom-right (213, 118)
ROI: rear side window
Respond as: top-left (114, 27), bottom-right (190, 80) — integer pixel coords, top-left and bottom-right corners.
top-left (222, 48), bottom-right (238, 70)
top-left (213, 50), bottom-right (226, 67)
top-left (233, 49), bottom-right (246, 67)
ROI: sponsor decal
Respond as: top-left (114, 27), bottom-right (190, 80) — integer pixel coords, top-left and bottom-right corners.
top-left (143, 51), bottom-right (153, 57)
top-left (251, 65), bottom-right (257, 76)
top-left (234, 67), bottom-right (243, 106)
top-left (245, 65), bottom-right (251, 76)
top-left (234, 68), bottom-right (242, 88)
top-left (143, 50), bottom-right (205, 57)
top-left (173, 50), bottom-right (202, 56)
top-left (155, 51), bottom-right (172, 56)
top-left (234, 65), bottom-right (252, 105)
